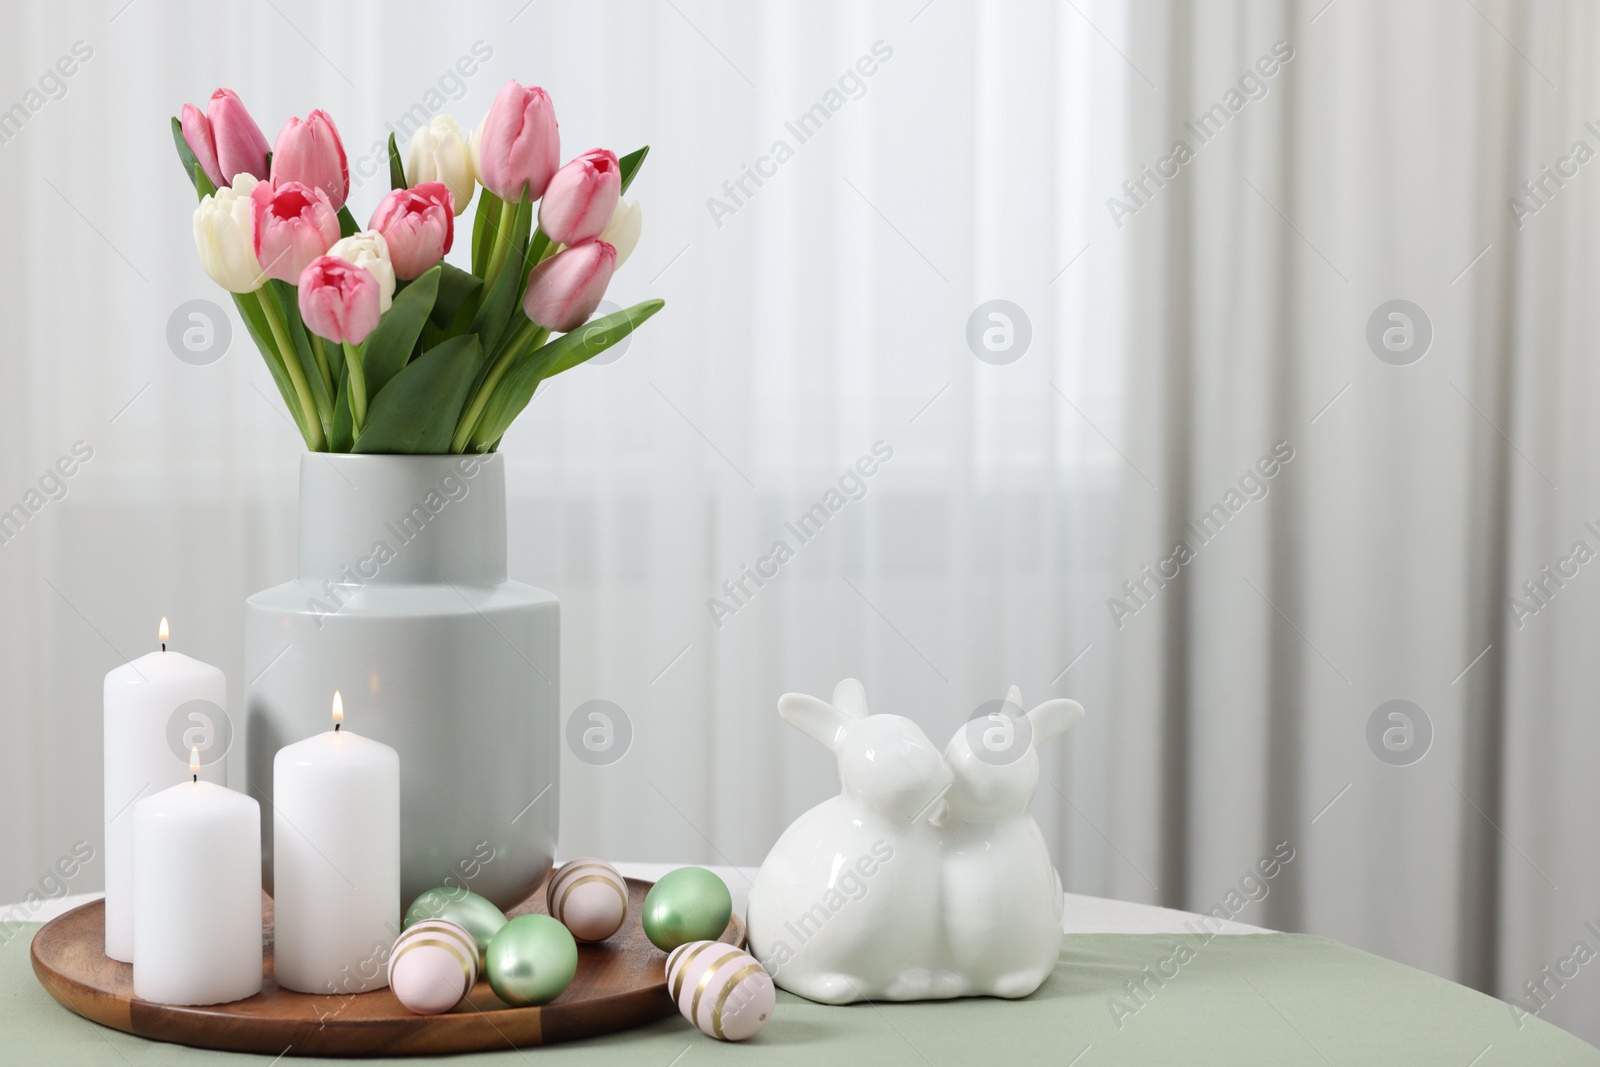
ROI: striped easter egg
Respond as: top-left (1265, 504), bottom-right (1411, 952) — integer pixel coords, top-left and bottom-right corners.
top-left (664, 940), bottom-right (775, 1041)
top-left (546, 857), bottom-right (629, 942)
top-left (386, 919), bottom-right (478, 1015)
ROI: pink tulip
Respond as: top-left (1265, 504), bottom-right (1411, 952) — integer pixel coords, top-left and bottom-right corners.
top-left (298, 256), bottom-right (381, 345)
top-left (181, 88), bottom-right (270, 188)
top-left (270, 110), bottom-right (349, 210)
top-left (538, 149), bottom-right (620, 246)
top-left (522, 240), bottom-right (615, 332)
top-left (476, 80), bottom-right (559, 202)
top-left (251, 180), bottom-right (340, 282)
top-left (368, 182), bottom-right (454, 279)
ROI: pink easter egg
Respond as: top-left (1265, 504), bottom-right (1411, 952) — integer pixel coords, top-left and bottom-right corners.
top-left (665, 940), bottom-right (775, 1041)
top-left (546, 857), bottom-right (628, 942)
top-left (387, 919), bottom-right (477, 1015)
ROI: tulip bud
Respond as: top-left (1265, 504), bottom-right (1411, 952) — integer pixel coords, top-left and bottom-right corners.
top-left (193, 174), bottom-right (265, 293)
top-left (180, 103), bottom-right (222, 188)
top-left (599, 198), bottom-right (642, 269)
top-left (181, 89), bottom-right (270, 188)
top-left (251, 180), bottom-right (341, 282)
top-left (538, 149), bottom-right (620, 246)
top-left (405, 116), bottom-right (474, 217)
top-left (522, 240), bottom-right (616, 332)
top-left (298, 256), bottom-right (382, 345)
top-left (369, 183), bottom-right (454, 280)
top-left (475, 79), bottom-right (559, 202)
top-left (271, 110), bottom-right (350, 210)
top-left (327, 231), bottom-right (395, 313)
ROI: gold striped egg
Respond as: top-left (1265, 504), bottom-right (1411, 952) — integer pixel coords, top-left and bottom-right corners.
top-left (546, 858), bottom-right (628, 942)
top-left (386, 919), bottom-right (477, 1015)
top-left (664, 940), bottom-right (775, 1041)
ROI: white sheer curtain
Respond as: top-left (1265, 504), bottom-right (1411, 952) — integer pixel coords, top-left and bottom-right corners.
top-left (1111, 0), bottom-right (1600, 1044)
top-left (0, 0), bottom-right (1125, 960)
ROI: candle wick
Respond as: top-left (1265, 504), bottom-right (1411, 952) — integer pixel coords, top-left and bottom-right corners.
top-left (334, 723), bottom-right (340, 732)
top-left (161, 643), bottom-right (166, 652)
top-left (192, 773), bottom-right (197, 783)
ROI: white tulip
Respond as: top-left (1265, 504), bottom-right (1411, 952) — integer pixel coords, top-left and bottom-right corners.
top-left (468, 122), bottom-right (483, 188)
top-left (192, 173), bottom-right (265, 294)
top-left (327, 231), bottom-right (395, 313)
top-left (406, 115), bottom-right (475, 217)
top-left (599, 198), bottom-right (642, 269)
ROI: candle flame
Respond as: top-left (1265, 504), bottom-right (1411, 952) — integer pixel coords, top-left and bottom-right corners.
top-left (158, 617), bottom-right (170, 646)
top-left (332, 690), bottom-right (344, 727)
top-left (190, 746), bottom-right (200, 776)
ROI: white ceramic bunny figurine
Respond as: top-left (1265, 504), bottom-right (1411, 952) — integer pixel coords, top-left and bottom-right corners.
top-left (938, 686), bottom-right (1085, 997)
top-left (745, 679), bottom-right (957, 1004)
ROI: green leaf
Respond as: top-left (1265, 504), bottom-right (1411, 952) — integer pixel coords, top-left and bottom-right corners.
top-left (329, 364), bottom-right (355, 452)
top-left (388, 133), bottom-right (406, 190)
top-left (618, 145), bottom-right (649, 195)
top-left (364, 265), bottom-right (441, 397)
top-left (470, 299), bottom-right (664, 450)
top-left (233, 291), bottom-right (319, 449)
top-left (337, 205), bottom-right (360, 239)
top-left (431, 263), bottom-right (483, 329)
top-left (354, 335), bottom-right (484, 454)
top-left (471, 187), bottom-right (503, 278)
top-left (471, 196), bottom-right (533, 354)
top-left (172, 117), bottom-right (211, 201)
top-left (268, 279), bottom-right (334, 434)
top-left (519, 228), bottom-right (552, 282)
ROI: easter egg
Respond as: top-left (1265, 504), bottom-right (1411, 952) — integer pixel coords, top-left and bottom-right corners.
top-left (485, 914), bottom-right (578, 1007)
top-left (387, 919), bottom-right (477, 1015)
top-left (642, 867), bottom-right (732, 952)
top-left (665, 940), bottom-right (775, 1041)
top-left (403, 886), bottom-right (508, 966)
top-left (546, 858), bottom-right (628, 942)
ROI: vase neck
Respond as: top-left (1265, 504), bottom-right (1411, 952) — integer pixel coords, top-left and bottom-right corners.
top-left (297, 454), bottom-right (508, 585)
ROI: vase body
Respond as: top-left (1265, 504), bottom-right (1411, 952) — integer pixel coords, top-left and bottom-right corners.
top-left (245, 454), bottom-right (558, 913)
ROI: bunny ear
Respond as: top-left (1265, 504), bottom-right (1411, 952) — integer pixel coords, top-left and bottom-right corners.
top-left (779, 693), bottom-right (854, 753)
top-left (1025, 698), bottom-right (1085, 748)
top-left (831, 678), bottom-right (870, 721)
top-left (1005, 685), bottom-right (1024, 708)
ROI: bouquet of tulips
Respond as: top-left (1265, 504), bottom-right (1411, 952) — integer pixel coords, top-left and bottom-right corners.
top-left (172, 82), bottom-right (662, 453)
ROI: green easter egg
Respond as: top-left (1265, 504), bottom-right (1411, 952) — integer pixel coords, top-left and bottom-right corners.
top-left (485, 914), bottom-right (578, 1007)
top-left (403, 887), bottom-right (508, 965)
top-left (642, 867), bottom-right (733, 952)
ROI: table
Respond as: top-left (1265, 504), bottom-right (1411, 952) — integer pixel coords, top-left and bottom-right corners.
top-left (4, 864), bottom-right (1595, 1065)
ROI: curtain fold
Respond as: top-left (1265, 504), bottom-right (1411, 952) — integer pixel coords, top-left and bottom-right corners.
top-left (1114, 0), bottom-right (1600, 1042)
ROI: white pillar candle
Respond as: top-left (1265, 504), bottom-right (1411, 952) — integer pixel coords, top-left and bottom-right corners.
top-left (132, 749), bottom-right (262, 1005)
top-left (273, 691), bottom-right (400, 994)
top-left (103, 618), bottom-right (227, 963)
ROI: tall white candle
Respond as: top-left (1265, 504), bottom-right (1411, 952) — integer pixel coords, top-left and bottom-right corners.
top-left (273, 692), bottom-right (400, 994)
top-left (132, 749), bottom-right (262, 1005)
top-left (103, 618), bottom-right (227, 963)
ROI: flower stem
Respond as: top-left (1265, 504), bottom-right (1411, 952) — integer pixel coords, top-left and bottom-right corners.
top-left (451, 319), bottom-right (544, 453)
top-left (343, 340), bottom-right (368, 437)
top-left (482, 192), bottom-right (520, 292)
top-left (257, 289), bottom-right (326, 451)
top-left (308, 334), bottom-right (336, 408)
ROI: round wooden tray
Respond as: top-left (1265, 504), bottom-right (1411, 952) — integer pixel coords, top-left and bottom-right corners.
top-left (31, 876), bottom-right (743, 1057)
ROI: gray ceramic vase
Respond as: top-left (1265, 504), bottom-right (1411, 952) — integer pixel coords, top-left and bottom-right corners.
top-left (245, 453), bottom-right (558, 912)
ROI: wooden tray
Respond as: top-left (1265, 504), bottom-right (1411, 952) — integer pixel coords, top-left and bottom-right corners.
top-left (31, 877), bottom-right (743, 1057)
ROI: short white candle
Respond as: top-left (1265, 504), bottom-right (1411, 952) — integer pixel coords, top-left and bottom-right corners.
top-left (132, 748), bottom-right (262, 1005)
top-left (103, 618), bottom-right (227, 963)
top-left (272, 692), bottom-right (400, 994)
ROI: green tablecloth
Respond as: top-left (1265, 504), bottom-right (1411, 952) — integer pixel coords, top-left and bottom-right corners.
top-left (5, 928), bottom-right (1595, 1065)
